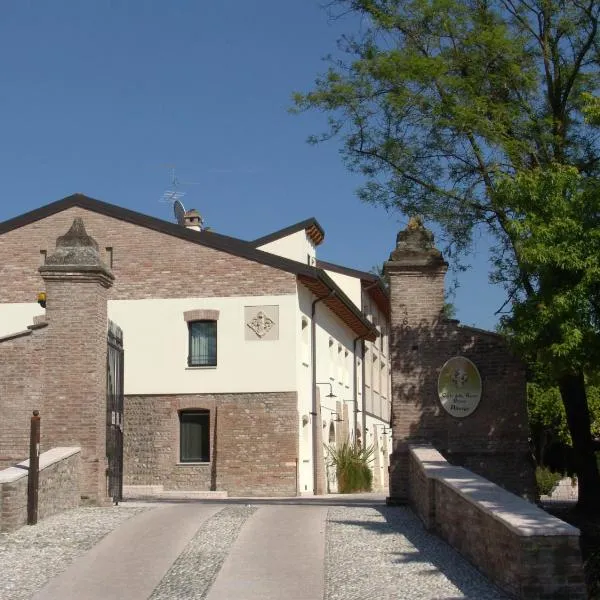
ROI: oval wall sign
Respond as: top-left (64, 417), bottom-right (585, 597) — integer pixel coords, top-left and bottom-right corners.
top-left (437, 356), bottom-right (482, 418)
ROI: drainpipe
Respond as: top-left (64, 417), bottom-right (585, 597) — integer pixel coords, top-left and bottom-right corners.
top-left (360, 280), bottom-right (380, 447)
top-left (311, 292), bottom-right (335, 495)
top-left (352, 335), bottom-right (365, 439)
top-left (361, 339), bottom-right (367, 443)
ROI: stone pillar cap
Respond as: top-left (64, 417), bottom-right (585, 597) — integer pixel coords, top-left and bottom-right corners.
top-left (39, 217), bottom-right (114, 282)
top-left (386, 216), bottom-right (448, 269)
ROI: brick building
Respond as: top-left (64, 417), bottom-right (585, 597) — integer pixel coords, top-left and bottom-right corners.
top-left (0, 194), bottom-right (392, 498)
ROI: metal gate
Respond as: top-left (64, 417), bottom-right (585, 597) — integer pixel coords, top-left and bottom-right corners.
top-left (106, 321), bottom-right (124, 504)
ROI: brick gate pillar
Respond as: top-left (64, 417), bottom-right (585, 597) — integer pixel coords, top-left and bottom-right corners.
top-left (384, 217), bottom-right (448, 503)
top-left (39, 217), bottom-right (114, 504)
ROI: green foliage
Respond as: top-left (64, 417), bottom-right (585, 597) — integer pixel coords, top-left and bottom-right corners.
top-left (297, 0), bottom-right (600, 503)
top-left (496, 166), bottom-right (600, 376)
top-left (528, 383), bottom-right (570, 449)
top-left (326, 440), bottom-right (375, 493)
top-left (535, 466), bottom-right (563, 496)
top-left (442, 301), bottom-right (457, 320)
top-left (528, 383), bottom-right (600, 471)
top-left (294, 0), bottom-right (600, 264)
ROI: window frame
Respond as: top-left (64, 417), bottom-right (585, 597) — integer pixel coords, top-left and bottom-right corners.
top-left (179, 410), bottom-right (210, 463)
top-left (187, 319), bottom-right (217, 368)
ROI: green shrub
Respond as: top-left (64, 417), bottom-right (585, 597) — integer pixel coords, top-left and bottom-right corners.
top-left (536, 466), bottom-right (563, 496)
top-left (326, 441), bottom-right (375, 493)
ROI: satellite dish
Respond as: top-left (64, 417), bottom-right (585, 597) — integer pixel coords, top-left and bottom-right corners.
top-left (173, 199), bottom-right (186, 226)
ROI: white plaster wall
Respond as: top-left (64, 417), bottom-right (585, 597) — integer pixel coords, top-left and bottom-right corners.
top-left (364, 415), bottom-right (392, 491)
top-left (314, 301), bottom-right (357, 442)
top-left (107, 295), bottom-right (297, 395)
top-left (296, 284), bottom-right (315, 494)
top-left (362, 292), bottom-right (391, 422)
top-left (296, 284), bottom-right (360, 495)
top-left (0, 303), bottom-right (45, 337)
top-left (322, 269), bottom-right (362, 308)
top-left (257, 230), bottom-right (316, 265)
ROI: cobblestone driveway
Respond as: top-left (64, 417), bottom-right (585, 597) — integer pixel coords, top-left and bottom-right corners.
top-left (0, 499), bottom-right (505, 600)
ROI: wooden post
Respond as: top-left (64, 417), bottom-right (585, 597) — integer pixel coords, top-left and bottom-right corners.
top-left (27, 410), bottom-right (41, 525)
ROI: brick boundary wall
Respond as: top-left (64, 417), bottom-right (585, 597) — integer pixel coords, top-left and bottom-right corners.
top-left (408, 445), bottom-right (586, 599)
top-left (0, 324), bottom-right (47, 467)
top-left (124, 392), bottom-right (299, 497)
top-left (0, 447), bottom-right (81, 532)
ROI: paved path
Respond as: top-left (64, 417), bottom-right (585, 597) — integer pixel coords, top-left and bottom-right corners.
top-left (2, 496), bottom-right (506, 600)
top-left (32, 504), bottom-right (222, 600)
top-left (206, 505), bottom-right (327, 600)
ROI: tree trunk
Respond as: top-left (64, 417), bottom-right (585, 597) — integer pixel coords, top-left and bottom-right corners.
top-left (558, 371), bottom-right (600, 511)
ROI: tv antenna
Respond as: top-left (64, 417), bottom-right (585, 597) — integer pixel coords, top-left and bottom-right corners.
top-left (160, 166), bottom-right (188, 204)
top-left (160, 166), bottom-right (203, 227)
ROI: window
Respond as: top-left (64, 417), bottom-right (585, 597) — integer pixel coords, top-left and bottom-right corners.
top-left (188, 320), bottom-right (217, 367)
top-left (301, 317), bottom-right (310, 365)
top-left (180, 410), bottom-right (210, 462)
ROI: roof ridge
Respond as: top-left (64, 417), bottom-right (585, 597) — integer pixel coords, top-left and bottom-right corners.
top-left (250, 217), bottom-right (324, 247)
top-left (0, 194), bottom-right (376, 340)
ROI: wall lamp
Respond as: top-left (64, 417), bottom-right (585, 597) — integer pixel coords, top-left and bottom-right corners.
top-left (321, 406), bottom-right (343, 422)
top-left (316, 382), bottom-right (336, 398)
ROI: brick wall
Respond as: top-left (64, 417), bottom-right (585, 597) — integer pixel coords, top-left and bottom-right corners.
top-left (385, 221), bottom-right (535, 501)
top-left (0, 447), bottom-right (81, 532)
top-left (0, 325), bottom-right (46, 466)
top-left (0, 206), bottom-right (297, 303)
top-left (124, 392), bottom-right (298, 497)
top-left (388, 315), bottom-right (535, 500)
top-left (409, 445), bottom-right (586, 599)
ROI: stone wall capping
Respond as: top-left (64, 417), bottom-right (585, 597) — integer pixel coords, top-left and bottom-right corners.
top-left (38, 266), bottom-right (114, 288)
top-left (0, 447), bottom-right (81, 484)
top-left (409, 445), bottom-right (580, 537)
top-left (0, 328), bottom-right (33, 343)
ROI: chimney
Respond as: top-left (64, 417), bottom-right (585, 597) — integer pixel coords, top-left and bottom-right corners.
top-left (184, 209), bottom-right (203, 231)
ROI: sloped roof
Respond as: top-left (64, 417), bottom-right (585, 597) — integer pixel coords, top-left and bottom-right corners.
top-left (0, 194), bottom-right (376, 341)
top-left (250, 217), bottom-right (325, 247)
top-left (317, 259), bottom-right (390, 319)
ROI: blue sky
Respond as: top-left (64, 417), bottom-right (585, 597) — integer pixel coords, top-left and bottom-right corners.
top-left (0, 1), bottom-right (504, 329)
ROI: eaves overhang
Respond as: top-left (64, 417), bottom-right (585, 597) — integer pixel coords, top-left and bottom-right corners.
top-left (298, 270), bottom-right (378, 342)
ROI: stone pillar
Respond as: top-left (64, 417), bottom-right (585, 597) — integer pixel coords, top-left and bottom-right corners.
top-left (384, 217), bottom-right (448, 503)
top-left (39, 218), bottom-right (114, 504)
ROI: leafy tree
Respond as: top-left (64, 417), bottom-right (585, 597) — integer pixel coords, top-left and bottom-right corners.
top-left (528, 383), bottom-right (570, 467)
top-left (529, 382), bottom-right (600, 472)
top-left (294, 0), bottom-right (600, 508)
top-left (496, 165), bottom-right (600, 505)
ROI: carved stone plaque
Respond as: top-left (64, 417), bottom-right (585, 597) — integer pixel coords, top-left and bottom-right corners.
top-left (244, 305), bottom-right (279, 341)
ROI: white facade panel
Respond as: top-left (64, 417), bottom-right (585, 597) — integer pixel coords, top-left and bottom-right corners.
top-left (0, 303), bottom-right (45, 337)
top-left (107, 295), bottom-right (298, 395)
top-left (257, 230), bottom-right (316, 265)
top-left (322, 270), bottom-right (362, 308)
